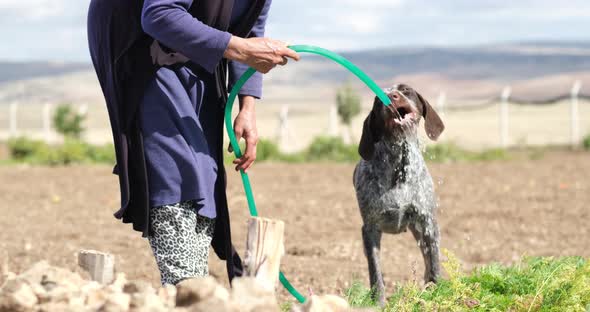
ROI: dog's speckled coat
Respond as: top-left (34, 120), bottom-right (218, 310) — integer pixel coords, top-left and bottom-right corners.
top-left (353, 84), bottom-right (444, 306)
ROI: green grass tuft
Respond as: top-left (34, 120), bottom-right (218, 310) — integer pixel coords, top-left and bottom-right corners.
top-left (583, 134), bottom-right (590, 150)
top-left (344, 281), bottom-right (377, 308)
top-left (424, 143), bottom-right (509, 163)
top-left (6, 137), bottom-right (115, 165)
top-left (340, 252), bottom-right (590, 311)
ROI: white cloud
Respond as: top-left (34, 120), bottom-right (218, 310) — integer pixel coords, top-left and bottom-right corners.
top-left (0, 0), bottom-right (67, 20)
top-left (0, 0), bottom-right (588, 61)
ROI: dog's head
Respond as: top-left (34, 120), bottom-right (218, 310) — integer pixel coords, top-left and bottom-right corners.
top-left (358, 84), bottom-right (445, 160)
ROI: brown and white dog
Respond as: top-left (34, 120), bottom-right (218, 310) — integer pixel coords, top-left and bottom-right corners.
top-left (353, 84), bottom-right (445, 305)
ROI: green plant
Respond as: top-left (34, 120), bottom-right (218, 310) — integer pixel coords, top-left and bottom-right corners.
top-left (344, 281), bottom-right (377, 308)
top-left (256, 139), bottom-right (282, 161)
top-left (53, 104), bottom-right (86, 139)
top-left (343, 254), bottom-right (590, 311)
top-left (6, 136), bottom-right (115, 165)
top-left (336, 83), bottom-right (361, 125)
top-left (423, 143), bottom-right (509, 163)
top-left (279, 301), bottom-right (293, 312)
top-left (305, 136), bottom-right (359, 162)
top-left (423, 143), bottom-right (468, 162)
top-left (336, 82), bottom-right (361, 143)
top-left (583, 134), bottom-right (590, 150)
top-left (87, 144), bottom-right (116, 163)
top-left (57, 139), bottom-right (89, 164)
top-left (7, 137), bottom-right (47, 160)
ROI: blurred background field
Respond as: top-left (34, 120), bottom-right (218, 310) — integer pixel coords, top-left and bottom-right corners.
top-left (1, 43), bottom-right (590, 152)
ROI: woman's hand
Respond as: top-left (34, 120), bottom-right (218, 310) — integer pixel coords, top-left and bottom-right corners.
top-left (230, 95), bottom-right (258, 172)
top-left (224, 36), bottom-right (300, 73)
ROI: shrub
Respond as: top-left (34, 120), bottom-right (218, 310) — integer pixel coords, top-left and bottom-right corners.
top-left (305, 136), bottom-right (359, 162)
top-left (53, 104), bottom-right (85, 139)
top-left (256, 139), bottom-right (282, 161)
top-left (424, 143), bottom-right (509, 163)
top-left (7, 137), bottom-right (47, 160)
top-left (423, 143), bottom-right (468, 162)
top-left (87, 144), bottom-right (116, 163)
top-left (6, 137), bottom-right (115, 165)
top-left (336, 82), bottom-right (361, 126)
top-left (583, 134), bottom-right (590, 150)
top-left (57, 139), bottom-right (89, 165)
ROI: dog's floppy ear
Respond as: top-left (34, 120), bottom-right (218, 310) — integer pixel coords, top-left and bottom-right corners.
top-left (358, 103), bottom-right (381, 160)
top-left (417, 92), bottom-right (445, 141)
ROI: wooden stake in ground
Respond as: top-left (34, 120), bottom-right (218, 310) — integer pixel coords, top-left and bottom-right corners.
top-left (243, 217), bottom-right (285, 291)
top-left (78, 250), bottom-right (115, 284)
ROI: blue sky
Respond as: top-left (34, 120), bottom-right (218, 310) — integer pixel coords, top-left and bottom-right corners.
top-left (1, 0), bottom-right (589, 62)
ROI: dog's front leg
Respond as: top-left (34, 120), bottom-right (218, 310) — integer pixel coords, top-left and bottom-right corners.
top-left (410, 217), bottom-right (441, 284)
top-left (362, 223), bottom-right (385, 306)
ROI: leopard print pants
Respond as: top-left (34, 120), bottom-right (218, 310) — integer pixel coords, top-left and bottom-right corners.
top-left (148, 200), bottom-right (215, 285)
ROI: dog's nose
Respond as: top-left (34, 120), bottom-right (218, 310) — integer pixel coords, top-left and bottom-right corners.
top-left (391, 91), bottom-right (400, 101)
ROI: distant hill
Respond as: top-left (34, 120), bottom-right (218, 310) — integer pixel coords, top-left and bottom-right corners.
top-left (0, 61), bottom-right (91, 84)
top-left (0, 41), bottom-right (589, 104)
top-left (273, 41), bottom-right (590, 85)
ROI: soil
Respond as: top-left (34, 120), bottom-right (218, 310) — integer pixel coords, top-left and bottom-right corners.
top-left (0, 150), bottom-right (588, 302)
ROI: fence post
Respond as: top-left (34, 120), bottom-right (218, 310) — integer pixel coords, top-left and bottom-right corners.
top-left (243, 217), bottom-right (285, 291)
top-left (42, 102), bottom-right (53, 143)
top-left (436, 91), bottom-right (446, 117)
top-left (9, 102), bottom-right (18, 137)
top-left (277, 104), bottom-right (290, 152)
top-left (328, 102), bottom-right (339, 137)
top-left (570, 80), bottom-right (582, 148)
top-left (499, 86), bottom-right (511, 148)
top-left (78, 103), bottom-right (89, 116)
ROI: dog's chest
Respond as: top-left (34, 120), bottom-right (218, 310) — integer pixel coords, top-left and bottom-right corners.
top-left (354, 143), bottom-right (435, 232)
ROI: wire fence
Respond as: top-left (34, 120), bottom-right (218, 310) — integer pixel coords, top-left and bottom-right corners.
top-left (0, 81), bottom-right (589, 151)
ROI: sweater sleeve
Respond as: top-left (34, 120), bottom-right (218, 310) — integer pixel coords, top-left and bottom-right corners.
top-left (141, 0), bottom-right (232, 73)
top-left (228, 0), bottom-right (272, 99)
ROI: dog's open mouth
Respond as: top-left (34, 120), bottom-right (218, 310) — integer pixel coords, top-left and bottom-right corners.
top-left (393, 106), bottom-right (417, 126)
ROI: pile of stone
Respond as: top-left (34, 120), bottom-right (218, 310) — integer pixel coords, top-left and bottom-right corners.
top-left (0, 261), bottom-right (373, 312)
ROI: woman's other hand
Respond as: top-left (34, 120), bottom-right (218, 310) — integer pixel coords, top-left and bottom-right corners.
top-left (230, 95), bottom-right (258, 172)
top-left (224, 36), bottom-right (300, 73)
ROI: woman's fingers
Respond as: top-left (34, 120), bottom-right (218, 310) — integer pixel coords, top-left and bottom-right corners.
top-left (236, 137), bottom-right (257, 171)
top-left (271, 40), bottom-right (300, 61)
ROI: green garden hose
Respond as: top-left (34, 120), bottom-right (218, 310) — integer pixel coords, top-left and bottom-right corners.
top-left (224, 45), bottom-right (392, 303)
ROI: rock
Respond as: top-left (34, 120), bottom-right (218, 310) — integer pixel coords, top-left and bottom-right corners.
top-left (184, 298), bottom-right (233, 312)
top-left (37, 302), bottom-right (88, 312)
top-left (18, 261), bottom-right (85, 292)
top-left (129, 292), bottom-right (166, 312)
top-left (108, 273), bottom-right (128, 293)
top-left (85, 288), bottom-right (109, 310)
top-left (123, 281), bottom-right (154, 295)
top-left (292, 295), bottom-right (352, 312)
top-left (98, 292), bottom-right (130, 312)
top-left (230, 277), bottom-right (278, 312)
top-left (157, 284), bottom-right (176, 308)
top-left (0, 279), bottom-right (38, 312)
top-left (175, 277), bottom-right (228, 307)
top-left (43, 285), bottom-right (85, 305)
top-left (28, 282), bottom-right (50, 304)
top-left (1, 272), bottom-right (16, 285)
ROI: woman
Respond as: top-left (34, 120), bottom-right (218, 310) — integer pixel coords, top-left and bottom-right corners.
top-left (87, 0), bottom-right (299, 285)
